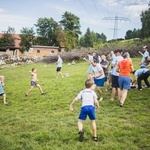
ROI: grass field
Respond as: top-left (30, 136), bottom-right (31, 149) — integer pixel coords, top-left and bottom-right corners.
top-left (0, 58), bottom-right (150, 150)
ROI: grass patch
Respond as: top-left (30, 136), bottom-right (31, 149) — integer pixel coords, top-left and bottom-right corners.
top-left (0, 58), bottom-right (150, 150)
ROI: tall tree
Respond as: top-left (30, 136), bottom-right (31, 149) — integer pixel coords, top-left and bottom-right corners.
top-left (140, 6), bottom-right (150, 38)
top-left (35, 17), bottom-right (58, 46)
top-left (20, 27), bottom-right (35, 52)
top-left (55, 24), bottom-right (67, 48)
top-left (84, 28), bottom-right (93, 47)
top-left (59, 11), bottom-right (81, 50)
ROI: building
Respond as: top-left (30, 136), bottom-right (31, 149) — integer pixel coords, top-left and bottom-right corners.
top-left (0, 33), bottom-right (61, 58)
top-left (24, 45), bottom-right (60, 58)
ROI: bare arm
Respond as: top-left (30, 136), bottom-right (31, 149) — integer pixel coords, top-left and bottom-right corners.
top-left (69, 96), bottom-right (78, 111)
top-left (138, 51), bottom-right (143, 56)
top-left (116, 65), bottom-right (119, 72)
top-left (132, 75), bottom-right (138, 85)
top-left (94, 98), bottom-right (99, 110)
top-left (83, 57), bottom-right (91, 63)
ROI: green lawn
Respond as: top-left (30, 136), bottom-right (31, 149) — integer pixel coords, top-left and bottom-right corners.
top-left (0, 58), bottom-right (149, 150)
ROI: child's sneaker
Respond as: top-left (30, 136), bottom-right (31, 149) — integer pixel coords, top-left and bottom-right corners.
top-left (78, 130), bottom-right (84, 142)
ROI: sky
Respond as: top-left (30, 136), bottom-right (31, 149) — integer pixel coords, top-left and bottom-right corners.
top-left (0, 0), bottom-right (149, 40)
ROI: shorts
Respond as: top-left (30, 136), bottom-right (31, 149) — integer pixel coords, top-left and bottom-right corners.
top-left (56, 67), bottom-right (61, 72)
top-left (78, 105), bottom-right (96, 120)
top-left (31, 81), bottom-right (38, 86)
top-left (94, 77), bottom-right (105, 87)
top-left (112, 75), bottom-right (119, 88)
top-left (0, 93), bottom-right (4, 96)
top-left (118, 76), bottom-right (131, 90)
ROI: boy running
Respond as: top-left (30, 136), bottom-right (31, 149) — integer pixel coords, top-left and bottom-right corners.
top-left (26, 68), bottom-right (44, 96)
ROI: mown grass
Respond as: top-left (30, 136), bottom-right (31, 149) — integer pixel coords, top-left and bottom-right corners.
top-left (0, 58), bottom-right (149, 150)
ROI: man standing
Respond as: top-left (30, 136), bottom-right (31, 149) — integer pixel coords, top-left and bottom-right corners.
top-left (110, 49), bottom-right (123, 101)
top-left (116, 52), bottom-right (134, 107)
top-left (140, 46), bottom-right (150, 68)
top-left (100, 55), bottom-right (109, 92)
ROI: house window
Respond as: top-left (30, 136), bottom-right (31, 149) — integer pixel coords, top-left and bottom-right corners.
top-left (51, 50), bottom-right (54, 53)
top-left (37, 49), bottom-right (40, 53)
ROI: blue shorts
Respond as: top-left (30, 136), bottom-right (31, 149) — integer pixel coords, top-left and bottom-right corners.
top-left (78, 105), bottom-right (96, 120)
top-left (118, 76), bottom-right (131, 90)
top-left (94, 77), bottom-right (105, 87)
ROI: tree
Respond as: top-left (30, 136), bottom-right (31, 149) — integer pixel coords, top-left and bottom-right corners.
top-left (7, 26), bottom-right (15, 34)
top-left (79, 28), bottom-right (107, 48)
top-left (60, 11), bottom-right (81, 50)
top-left (140, 7), bottom-right (150, 38)
top-left (125, 30), bottom-right (133, 39)
top-left (97, 33), bottom-right (107, 43)
top-left (0, 26), bottom-right (15, 47)
top-left (55, 24), bottom-right (67, 48)
top-left (35, 17), bottom-right (58, 46)
top-left (20, 27), bottom-right (35, 52)
top-left (125, 29), bottom-right (141, 39)
top-left (84, 28), bottom-right (93, 47)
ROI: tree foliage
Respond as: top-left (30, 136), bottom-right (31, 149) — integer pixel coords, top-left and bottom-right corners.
top-left (60, 11), bottom-right (81, 50)
top-left (35, 17), bottom-right (58, 46)
top-left (0, 26), bottom-right (15, 47)
top-left (140, 7), bottom-right (150, 38)
top-left (79, 28), bottom-right (107, 48)
top-left (20, 27), bottom-right (35, 52)
top-left (125, 28), bottom-right (141, 39)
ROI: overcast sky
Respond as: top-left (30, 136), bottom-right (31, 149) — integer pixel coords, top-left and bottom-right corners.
top-left (0, 0), bottom-right (149, 40)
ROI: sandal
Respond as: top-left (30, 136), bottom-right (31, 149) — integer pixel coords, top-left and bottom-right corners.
top-left (93, 136), bottom-right (98, 142)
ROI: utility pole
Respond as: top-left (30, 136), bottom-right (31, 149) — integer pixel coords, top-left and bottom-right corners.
top-left (103, 15), bottom-right (130, 40)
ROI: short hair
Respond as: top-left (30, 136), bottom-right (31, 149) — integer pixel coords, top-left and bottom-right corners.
top-left (123, 52), bottom-right (130, 58)
top-left (85, 79), bottom-right (94, 88)
top-left (93, 59), bottom-right (98, 63)
top-left (32, 68), bottom-right (35, 72)
top-left (114, 49), bottom-right (122, 54)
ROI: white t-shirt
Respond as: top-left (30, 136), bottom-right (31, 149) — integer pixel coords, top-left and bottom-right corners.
top-left (111, 55), bottom-right (123, 76)
top-left (92, 63), bottom-right (105, 79)
top-left (77, 89), bottom-right (98, 107)
top-left (57, 58), bottom-right (63, 67)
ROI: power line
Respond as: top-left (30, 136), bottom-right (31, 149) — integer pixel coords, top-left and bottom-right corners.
top-left (92, 0), bottom-right (102, 18)
top-left (78, 0), bottom-right (92, 17)
top-left (103, 16), bottom-right (130, 39)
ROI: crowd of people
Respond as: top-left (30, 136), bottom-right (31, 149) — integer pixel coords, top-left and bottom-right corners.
top-left (0, 46), bottom-right (150, 142)
top-left (70, 46), bottom-right (150, 142)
